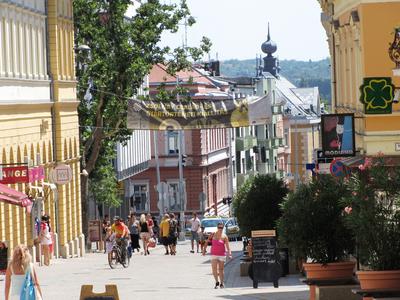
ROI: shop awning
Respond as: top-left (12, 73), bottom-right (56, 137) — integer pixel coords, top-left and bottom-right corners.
top-left (205, 201), bottom-right (230, 217)
top-left (0, 183), bottom-right (31, 207)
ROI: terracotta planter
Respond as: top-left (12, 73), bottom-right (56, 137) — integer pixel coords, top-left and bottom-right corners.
top-left (357, 270), bottom-right (400, 300)
top-left (303, 261), bottom-right (356, 300)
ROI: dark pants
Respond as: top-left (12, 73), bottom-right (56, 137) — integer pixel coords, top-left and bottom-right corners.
top-left (130, 234), bottom-right (140, 250)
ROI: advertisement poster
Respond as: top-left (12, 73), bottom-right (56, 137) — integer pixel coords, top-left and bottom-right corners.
top-left (321, 114), bottom-right (355, 157)
top-left (127, 95), bottom-right (272, 130)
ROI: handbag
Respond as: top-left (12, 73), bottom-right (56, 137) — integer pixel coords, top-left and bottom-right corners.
top-left (147, 238), bottom-right (156, 248)
top-left (20, 263), bottom-right (42, 300)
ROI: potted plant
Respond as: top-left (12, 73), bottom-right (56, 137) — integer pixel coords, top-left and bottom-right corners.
top-left (341, 155), bottom-right (400, 296)
top-left (278, 175), bottom-right (355, 300)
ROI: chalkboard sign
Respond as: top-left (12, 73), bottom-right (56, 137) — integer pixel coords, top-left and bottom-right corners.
top-left (80, 285), bottom-right (119, 300)
top-left (84, 297), bottom-right (115, 300)
top-left (0, 246), bottom-right (8, 272)
top-left (249, 230), bottom-right (282, 288)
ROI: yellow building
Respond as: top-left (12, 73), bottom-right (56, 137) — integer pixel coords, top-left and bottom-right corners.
top-left (0, 0), bottom-right (83, 259)
top-left (320, 0), bottom-right (400, 155)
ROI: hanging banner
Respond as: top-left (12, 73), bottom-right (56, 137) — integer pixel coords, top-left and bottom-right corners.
top-left (321, 113), bottom-right (355, 158)
top-left (127, 95), bottom-right (272, 130)
top-left (0, 166), bottom-right (29, 184)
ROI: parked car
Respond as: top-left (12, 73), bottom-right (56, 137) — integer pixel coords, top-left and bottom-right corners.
top-left (222, 217), bottom-right (241, 241)
top-left (200, 217), bottom-right (227, 244)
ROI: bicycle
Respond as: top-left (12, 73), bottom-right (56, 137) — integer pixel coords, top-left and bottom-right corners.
top-left (108, 238), bottom-right (130, 269)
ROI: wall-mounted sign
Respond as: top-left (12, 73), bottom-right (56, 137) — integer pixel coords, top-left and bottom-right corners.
top-left (360, 77), bottom-right (395, 114)
top-left (28, 166), bottom-right (45, 182)
top-left (321, 114), bottom-right (355, 157)
top-left (0, 166), bottom-right (29, 184)
top-left (395, 143), bottom-right (400, 152)
top-left (49, 164), bottom-right (72, 185)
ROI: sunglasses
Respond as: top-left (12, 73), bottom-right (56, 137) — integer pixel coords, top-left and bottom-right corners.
top-left (217, 226), bottom-right (224, 229)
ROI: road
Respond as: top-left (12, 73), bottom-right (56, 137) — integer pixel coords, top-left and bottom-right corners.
top-left (1, 241), bottom-right (308, 300)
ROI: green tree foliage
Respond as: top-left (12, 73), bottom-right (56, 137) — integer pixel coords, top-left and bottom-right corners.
top-left (220, 58), bottom-right (331, 102)
top-left (278, 175), bottom-right (354, 264)
top-left (233, 174), bottom-right (288, 237)
top-left (73, 0), bottom-right (211, 226)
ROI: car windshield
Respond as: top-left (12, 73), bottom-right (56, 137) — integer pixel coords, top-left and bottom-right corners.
top-left (201, 219), bottom-right (223, 228)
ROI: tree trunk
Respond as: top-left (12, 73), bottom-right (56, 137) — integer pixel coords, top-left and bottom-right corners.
top-left (81, 175), bottom-right (89, 248)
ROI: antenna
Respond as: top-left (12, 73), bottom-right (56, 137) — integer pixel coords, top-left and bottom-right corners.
top-left (267, 22), bottom-right (271, 41)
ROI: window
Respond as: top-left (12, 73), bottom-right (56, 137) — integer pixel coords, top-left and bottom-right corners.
top-left (265, 125), bottom-right (269, 139)
top-left (284, 128), bottom-right (289, 147)
top-left (274, 157), bottom-right (277, 171)
top-left (236, 152), bottom-right (241, 173)
top-left (235, 127), bottom-right (241, 138)
top-left (273, 124), bottom-right (277, 138)
top-left (131, 184), bottom-right (148, 212)
top-left (167, 131), bottom-right (179, 154)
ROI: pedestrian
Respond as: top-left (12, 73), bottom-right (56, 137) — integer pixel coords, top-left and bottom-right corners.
top-left (139, 214), bottom-right (150, 256)
top-left (5, 244), bottom-right (43, 300)
top-left (45, 215), bottom-right (54, 259)
top-left (203, 221), bottom-right (232, 289)
top-left (198, 226), bottom-right (207, 255)
top-left (102, 215), bottom-right (110, 253)
top-left (146, 213), bottom-right (154, 237)
top-left (105, 227), bottom-right (116, 263)
top-left (189, 212), bottom-right (201, 253)
top-left (159, 214), bottom-right (170, 255)
top-left (111, 216), bottom-right (130, 262)
top-left (168, 213), bottom-right (178, 255)
top-left (40, 215), bottom-right (51, 266)
top-left (152, 216), bottom-right (160, 243)
top-left (128, 214), bottom-right (140, 253)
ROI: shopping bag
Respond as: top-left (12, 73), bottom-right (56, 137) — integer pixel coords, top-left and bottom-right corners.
top-left (148, 238), bottom-right (156, 248)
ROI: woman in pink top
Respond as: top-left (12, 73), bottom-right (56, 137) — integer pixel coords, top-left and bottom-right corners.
top-left (203, 221), bottom-right (232, 289)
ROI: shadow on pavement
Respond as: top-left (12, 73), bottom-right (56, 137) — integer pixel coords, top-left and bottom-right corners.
top-left (215, 290), bottom-right (309, 300)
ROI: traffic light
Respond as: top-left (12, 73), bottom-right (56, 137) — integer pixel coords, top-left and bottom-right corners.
top-left (223, 197), bottom-right (232, 205)
top-left (181, 155), bottom-right (187, 167)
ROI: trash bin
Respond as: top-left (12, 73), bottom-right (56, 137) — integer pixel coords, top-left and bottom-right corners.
top-left (279, 248), bottom-right (289, 276)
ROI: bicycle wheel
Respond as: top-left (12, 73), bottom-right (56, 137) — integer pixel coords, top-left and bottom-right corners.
top-left (108, 249), bottom-right (118, 269)
top-left (121, 251), bottom-right (130, 268)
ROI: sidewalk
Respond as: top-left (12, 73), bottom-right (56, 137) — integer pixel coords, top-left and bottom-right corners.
top-left (1, 240), bottom-right (309, 300)
top-left (223, 249), bottom-right (309, 300)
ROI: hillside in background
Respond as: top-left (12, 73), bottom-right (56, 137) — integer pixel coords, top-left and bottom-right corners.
top-left (220, 58), bottom-right (332, 102)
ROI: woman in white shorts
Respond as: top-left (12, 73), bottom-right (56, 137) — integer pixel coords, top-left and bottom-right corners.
top-left (203, 222), bottom-right (232, 289)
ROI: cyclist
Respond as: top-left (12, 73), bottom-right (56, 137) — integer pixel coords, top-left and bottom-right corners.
top-left (111, 216), bottom-right (130, 262)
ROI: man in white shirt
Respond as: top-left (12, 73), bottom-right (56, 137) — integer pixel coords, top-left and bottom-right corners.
top-left (190, 212), bottom-right (201, 253)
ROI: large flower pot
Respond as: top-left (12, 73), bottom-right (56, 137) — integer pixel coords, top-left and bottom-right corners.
top-left (303, 261), bottom-right (356, 300)
top-left (357, 270), bottom-right (400, 300)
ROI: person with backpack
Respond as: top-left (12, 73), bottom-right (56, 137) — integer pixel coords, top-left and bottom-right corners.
top-left (168, 213), bottom-right (178, 255)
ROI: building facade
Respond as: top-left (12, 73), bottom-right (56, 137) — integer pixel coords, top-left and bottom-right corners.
top-left (130, 64), bottom-right (232, 218)
top-left (0, 0), bottom-right (83, 258)
top-left (320, 0), bottom-right (400, 156)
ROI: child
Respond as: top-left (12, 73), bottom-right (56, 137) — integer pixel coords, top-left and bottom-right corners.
top-left (199, 226), bottom-right (207, 255)
top-left (105, 227), bottom-right (116, 261)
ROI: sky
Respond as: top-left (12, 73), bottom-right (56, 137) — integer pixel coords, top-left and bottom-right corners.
top-left (160, 0), bottom-right (330, 62)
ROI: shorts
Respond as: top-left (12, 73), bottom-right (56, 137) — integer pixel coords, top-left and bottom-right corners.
top-left (140, 232), bottom-right (150, 239)
top-left (161, 236), bottom-right (170, 246)
top-left (191, 231), bottom-right (199, 241)
top-left (169, 235), bottom-right (177, 246)
top-left (211, 255), bottom-right (226, 262)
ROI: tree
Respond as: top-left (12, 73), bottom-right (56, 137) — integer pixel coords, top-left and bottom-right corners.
top-left (232, 174), bottom-right (288, 237)
top-left (73, 0), bottom-right (211, 236)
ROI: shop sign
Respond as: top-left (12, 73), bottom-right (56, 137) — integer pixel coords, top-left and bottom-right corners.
top-left (0, 166), bottom-right (29, 184)
top-left (49, 164), bottom-right (73, 185)
top-left (321, 114), bottom-right (355, 157)
top-left (360, 77), bottom-right (395, 114)
top-left (28, 166), bottom-right (45, 182)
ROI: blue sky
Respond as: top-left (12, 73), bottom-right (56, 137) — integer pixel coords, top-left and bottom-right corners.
top-left (161, 0), bottom-right (330, 61)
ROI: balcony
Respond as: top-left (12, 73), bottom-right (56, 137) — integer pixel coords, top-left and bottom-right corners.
top-left (271, 137), bottom-right (284, 148)
top-left (257, 139), bottom-right (271, 150)
top-left (236, 136), bottom-right (257, 151)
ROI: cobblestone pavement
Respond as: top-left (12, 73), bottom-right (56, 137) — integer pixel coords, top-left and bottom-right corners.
top-left (1, 241), bottom-right (308, 300)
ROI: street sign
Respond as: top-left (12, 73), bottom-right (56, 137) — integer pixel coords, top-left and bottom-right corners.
top-left (49, 164), bottom-right (73, 185)
top-left (156, 182), bottom-right (169, 212)
top-left (330, 159), bottom-right (348, 178)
